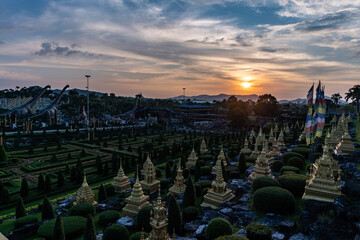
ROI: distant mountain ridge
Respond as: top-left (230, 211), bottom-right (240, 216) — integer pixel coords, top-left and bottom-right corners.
top-left (171, 93), bottom-right (259, 102)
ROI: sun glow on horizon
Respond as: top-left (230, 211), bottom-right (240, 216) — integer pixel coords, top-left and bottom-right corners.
top-left (241, 82), bottom-right (252, 88)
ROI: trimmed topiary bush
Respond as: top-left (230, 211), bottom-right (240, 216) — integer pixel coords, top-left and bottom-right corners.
top-left (37, 216), bottom-right (86, 239)
top-left (160, 179), bottom-right (171, 190)
top-left (182, 206), bottom-right (199, 222)
top-left (69, 204), bottom-right (95, 217)
top-left (278, 174), bottom-right (307, 197)
top-left (252, 176), bottom-right (280, 192)
top-left (291, 147), bottom-right (309, 159)
top-left (103, 224), bottom-right (130, 240)
top-left (136, 206), bottom-right (153, 232)
top-left (206, 218), bottom-right (233, 240)
top-left (195, 180), bottom-right (212, 189)
top-left (105, 185), bottom-right (115, 197)
top-left (130, 232), bottom-right (149, 240)
top-left (155, 168), bottom-right (162, 178)
top-left (253, 186), bottom-right (295, 214)
top-left (287, 157), bottom-right (304, 169)
top-left (246, 223), bottom-right (272, 240)
top-left (183, 176), bottom-right (196, 208)
top-left (216, 236), bottom-right (248, 240)
top-left (195, 184), bottom-right (202, 198)
top-left (282, 152), bottom-right (304, 164)
top-left (201, 166), bottom-right (212, 176)
top-left (280, 166), bottom-right (300, 175)
top-left (271, 160), bottom-right (283, 172)
top-left (14, 215), bottom-right (38, 228)
top-left (99, 210), bottom-right (121, 226)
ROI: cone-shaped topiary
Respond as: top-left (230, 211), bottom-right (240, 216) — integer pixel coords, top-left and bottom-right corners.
top-left (20, 178), bottom-right (29, 198)
top-left (98, 184), bottom-right (107, 202)
top-left (183, 176), bottom-right (196, 208)
top-left (42, 197), bottom-right (55, 221)
top-left (38, 174), bottom-right (44, 191)
top-left (0, 144), bottom-right (8, 163)
top-left (16, 197), bottom-right (27, 219)
top-left (238, 153), bottom-right (247, 174)
top-left (195, 161), bottom-right (201, 182)
top-left (206, 218), bottom-right (232, 240)
top-left (52, 215), bottom-right (65, 240)
top-left (83, 214), bottom-right (97, 240)
top-left (45, 174), bottom-right (51, 192)
top-left (167, 194), bottom-right (182, 235)
top-left (136, 206), bottom-right (153, 232)
top-left (57, 171), bottom-right (64, 187)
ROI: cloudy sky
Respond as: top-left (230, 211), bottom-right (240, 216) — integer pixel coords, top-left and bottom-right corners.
top-left (0, 0), bottom-right (359, 99)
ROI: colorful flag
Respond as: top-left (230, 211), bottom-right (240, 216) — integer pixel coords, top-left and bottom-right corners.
top-left (313, 81), bottom-right (325, 140)
top-left (305, 84), bottom-right (314, 145)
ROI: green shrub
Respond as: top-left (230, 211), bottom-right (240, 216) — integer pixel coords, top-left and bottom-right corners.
top-left (287, 157), bottom-right (304, 169)
top-left (246, 223), bottom-right (272, 240)
top-left (182, 206), bottom-right (199, 222)
top-left (14, 215), bottom-right (38, 228)
top-left (195, 184), bottom-right (202, 197)
top-left (271, 160), bottom-right (283, 172)
top-left (160, 179), bottom-right (171, 190)
top-left (130, 232), bottom-right (149, 240)
top-left (252, 176), bottom-right (280, 192)
top-left (37, 216), bottom-right (86, 239)
top-left (282, 152), bottom-right (304, 164)
top-left (137, 206), bottom-right (153, 232)
top-left (253, 186), bottom-right (295, 214)
top-left (155, 168), bottom-right (162, 178)
top-left (291, 147), bottom-right (309, 159)
top-left (278, 174), bottom-right (307, 197)
top-left (105, 185), bottom-right (115, 196)
top-left (216, 236), bottom-right (248, 240)
top-left (201, 166), bottom-right (212, 175)
top-left (99, 210), bottom-right (121, 226)
top-left (183, 168), bottom-right (189, 179)
top-left (41, 197), bottom-right (55, 221)
top-left (280, 166), bottom-right (300, 175)
top-left (206, 218), bottom-right (233, 240)
top-left (202, 188), bottom-right (209, 196)
top-left (69, 204), bottom-right (95, 217)
top-left (103, 224), bottom-right (130, 240)
top-left (195, 180), bottom-right (212, 189)
top-left (183, 176), bottom-right (196, 208)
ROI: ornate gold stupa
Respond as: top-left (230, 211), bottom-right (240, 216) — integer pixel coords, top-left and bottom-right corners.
top-left (248, 149), bottom-right (274, 182)
top-left (212, 147), bottom-right (227, 174)
top-left (147, 188), bottom-right (171, 240)
top-left (168, 159), bottom-right (185, 195)
top-left (240, 137), bottom-right (252, 154)
top-left (141, 155), bottom-right (160, 193)
top-left (123, 166), bottom-right (150, 217)
top-left (302, 145), bottom-right (341, 203)
top-left (186, 147), bottom-right (198, 168)
top-left (277, 129), bottom-right (286, 150)
top-left (268, 128), bottom-right (275, 144)
top-left (249, 138), bottom-right (260, 159)
top-left (112, 158), bottom-right (131, 192)
top-left (75, 174), bottom-right (97, 206)
top-left (257, 128), bottom-right (264, 145)
top-left (334, 124), bottom-right (355, 156)
top-left (201, 158), bottom-right (234, 209)
top-left (200, 139), bottom-right (208, 154)
top-left (285, 123), bottom-right (290, 134)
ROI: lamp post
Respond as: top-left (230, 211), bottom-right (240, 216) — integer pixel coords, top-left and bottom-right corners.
top-left (85, 75), bottom-right (90, 127)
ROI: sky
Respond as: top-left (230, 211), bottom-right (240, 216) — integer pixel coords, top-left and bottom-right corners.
top-left (0, 0), bottom-right (359, 100)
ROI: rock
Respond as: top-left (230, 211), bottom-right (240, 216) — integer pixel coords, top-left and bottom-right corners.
top-left (245, 166), bottom-right (254, 177)
top-left (55, 208), bottom-right (68, 215)
top-left (344, 180), bottom-right (360, 199)
top-left (289, 233), bottom-right (309, 240)
top-left (272, 232), bottom-right (285, 240)
top-left (276, 220), bottom-right (296, 235)
top-left (334, 197), bottom-right (351, 221)
top-left (176, 237), bottom-right (197, 240)
top-left (232, 211), bottom-right (257, 227)
top-left (221, 201), bottom-right (233, 208)
top-left (184, 220), bottom-right (202, 233)
top-left (232, 203), bottom-right (250, 211)
top-left (193, 224), bottom-right (207, 239)
top-left (305, 200), bottom-right (333, 216)
top-left (227, 179), bottom-right (251, 196)
top-left (220, 208), bottom-right (233, 215)
top-left (235, 229), bottom-right (246, 237)
top-left (238, 193), bottom-right (252, 203)
top-left (308, 221), bottom-right (355, 240)
top-left (96, 233), bottom-right (103, 240)
top-left (177, 199), bottom-right (183, 206)
top-left (300, 211), bottom-right (315, 234)
top-left (116, 216), bottom-right (135, 228)
top-left (258, 213), bottom-right (282, 227)
top-left (200, 209), bottom-right (229, 224)
top-left (355, 222), bottom-right (360, 234)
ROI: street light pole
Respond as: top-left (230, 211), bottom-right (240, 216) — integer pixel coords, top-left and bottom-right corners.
top-left (85, 75), bottom-right (91, 127)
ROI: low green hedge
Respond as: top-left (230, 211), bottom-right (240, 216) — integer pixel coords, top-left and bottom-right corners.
top-left (99, 210), bottom-right (121, 226)
top-left (252, 176), bottom-right (280, 192)
top-left (103, 224), bottom-right (130, 240)
top-left (206, 218), bottom-right (233, 240)
top-left (216, 236), bottom-right (248, 240)
top-left (182, 206), bottom-right (199, 222)
top-left (130, 232), bottom-right (149, 240)
top-left (282, 152), bottom-right (304, 164)
top-left (253, 186), bottom-right (295, 214)
top-left (14, 215), bottom-right (38, 228)
top-left (287, 157), bottom-right (304, 169)
top-left (246, 223), bottom-right (272, 240)
top-left (69, 203), bottom-right (95, 217)
top-left (291, 147), bottom-right (309, 159)
top-left (280, 166), bottom-right (300, 175)
top-left (37, 216), bottom-right (86, 239)
top-left (278, 174), bottom-right (307, 197)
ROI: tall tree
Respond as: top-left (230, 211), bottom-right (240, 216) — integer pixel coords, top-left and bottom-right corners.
top-left (20, 178), bottom-right (29, 198)
top-left (45, 174), bottom-right (51, 192)
top-left (167, 194), bottom-right (182, 235)
top-left (98, 184), bottom-right (107, 202)
top-left (52, 215), bottom-right (65, 240)
top-left (345, 85), bottom-right (360, 112)
top-left (238, 153), bottom-right (247, 175)
top-left (194, 161), bottom-right (201, 182)
top-left (57, 171), bottom-right (65, 187)
top-left (38, 174), bottom-right (45, 191)
top-left (331, 93), bottom-right (342, 107)
top-left (254, 94), bottom-right (280, 117)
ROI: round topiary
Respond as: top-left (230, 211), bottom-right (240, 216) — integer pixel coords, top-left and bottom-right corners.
top-left (271, 160), bottom-right (283, 172)
top-left (69, 204), bottom-right (95, 217)
top-left (253, 186), bottom-right (295, 214)
top-left (99, 210), bottom-right (121, 226)
top-left (136, 206), bottom-right (153, 232)
top-left (160, 179), bottom-right (171, 190)
top-left (182, 206), bottom-right (199, 222)
top-left (287, 157), bottom-right (304, 170)
top-left (105, 185), bottom-right (116, 197)
top-left (252, 176), bottom-right (280, 192)
top-left (14, 215), bottom-right (38, 228)
top-left (280, 166), bottom-right (300, 175)
top-left (196, 180), bottom-right (212, 189)
top-left (291, 147), bottom-right (309, 159)
top-left (216, 235), bottom-right (248, 240)
top-left (206, 218), bottom-right (233, 240)
top-left (278, 174), bottom-right (307, 197)
top-left (282, 152), bottom-right (304, 164)
top-left (130, 232), bottom-right (149, 240)
top-left (246, 223), bottom-right (272, 240)
top-left (103, 224), bottom-right (130, 240)
top-left (37, 216), bottom-right (86, 239)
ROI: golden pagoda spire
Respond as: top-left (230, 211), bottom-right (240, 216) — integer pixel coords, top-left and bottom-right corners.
top-left (141, 154), bottom-right (160, 193)
top-left (169, 158), bottom-right (185, 195)
top-left (75, 173), bottom-right (97, 206)
top-left (113, 158), bottom-right (131, 192)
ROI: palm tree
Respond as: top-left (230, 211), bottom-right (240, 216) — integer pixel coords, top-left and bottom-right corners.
top-left (331, 93), bottom-right (342, 111)
top-left (345, 85), bottom-right (360, 112)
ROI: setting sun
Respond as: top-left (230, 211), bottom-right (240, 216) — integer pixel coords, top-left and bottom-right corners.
top-left (241, 82), bottom-right (252, 88)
